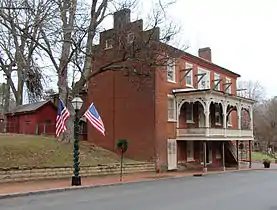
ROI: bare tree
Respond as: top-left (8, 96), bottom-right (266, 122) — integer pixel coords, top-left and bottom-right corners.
top-left (0, 0), bottom-right (52, 105)
top-left (253, 97), bottom-right (277, 151)
top-left (42, 88), bottom-right (58, 101)
top-left (0, 0), bottom-right (181, 142)
top-left (237, 80), bottom-right (266, 102)
top-left (237, 80), bottom-right (266, 130)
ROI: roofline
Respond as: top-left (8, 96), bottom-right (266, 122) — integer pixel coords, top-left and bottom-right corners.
top-left (159, 42), bottom-right (241, 78)
top-left (172, 88), bottom-right (255, 104)
top-left (183, 52), bottom-right (241, 78)
top-left (5, 100), bottom-right (56, 115)
top-left (6, 110), bottom-right (37, 116)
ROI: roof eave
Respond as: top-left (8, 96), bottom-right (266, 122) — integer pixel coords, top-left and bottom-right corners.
top-left (172, 88), bottom-right (255, 104)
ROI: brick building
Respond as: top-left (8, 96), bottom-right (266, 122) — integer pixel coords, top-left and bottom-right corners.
top-left (87, 9), bottom-right (254, 171)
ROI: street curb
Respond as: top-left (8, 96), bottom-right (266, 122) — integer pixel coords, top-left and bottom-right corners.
top-left (0, 168), bottom-right (272, 200)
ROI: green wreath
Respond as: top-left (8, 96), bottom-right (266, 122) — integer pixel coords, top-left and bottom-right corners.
top-left (116, 139), bottom-right (128, 154)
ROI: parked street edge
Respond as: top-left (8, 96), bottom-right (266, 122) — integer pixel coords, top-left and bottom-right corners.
top-left (0, 167), bottom-right (271, 200)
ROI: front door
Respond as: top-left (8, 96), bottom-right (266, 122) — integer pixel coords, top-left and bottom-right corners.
top-left (167, 139), bottom-right (177, 170)
top-left (206, 142), bottom-right (213, 164)
top-left (186, 141), bottom-right (194, 162)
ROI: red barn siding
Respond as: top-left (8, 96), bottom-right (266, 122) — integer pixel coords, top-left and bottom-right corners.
top-left (5, 101), bottom-right (57, 136)
top-left (36, 103), bottom-right (57, 135)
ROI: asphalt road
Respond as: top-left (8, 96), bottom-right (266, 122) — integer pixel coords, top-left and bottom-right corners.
top-left (1, 170), bottom-right (277, 210)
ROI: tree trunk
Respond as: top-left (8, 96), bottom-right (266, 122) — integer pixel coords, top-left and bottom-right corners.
top-left (16, 70), bottom-right (24, 106)
top-left (58, 34), bottom-right (74, 142)
top-left (57, 0), bottom-right (77, 143)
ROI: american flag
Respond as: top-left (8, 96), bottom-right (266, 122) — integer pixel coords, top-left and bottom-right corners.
top-left (56, 98), bottom-right (70, 137)
top-left (84, 103), bottom-right (105, 136)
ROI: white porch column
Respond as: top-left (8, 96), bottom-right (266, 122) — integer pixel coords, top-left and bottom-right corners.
top-left (204, 101), bottom-right (210, 136)
top-left (237, 104), bottom-right (242, 130)
top-left (249, 106), bottom-right (254, 131)
top-left (176, 98), bottom-right (180, 129)
top-left (222, 103), bottom-right (227, 129)
top-left (222, 103), bottom-right (227, 137)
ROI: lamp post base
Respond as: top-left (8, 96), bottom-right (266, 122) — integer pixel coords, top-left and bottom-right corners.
top-left (71, 176), bottom-right (81, 186)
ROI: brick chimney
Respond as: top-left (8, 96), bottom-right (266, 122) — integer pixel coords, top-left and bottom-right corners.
top-left (198, 47), bottom-right (212, 62)
top-left (113, 8), bottom-right (131, 29)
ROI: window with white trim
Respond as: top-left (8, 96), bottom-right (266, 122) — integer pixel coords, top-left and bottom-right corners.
top-left (214, 73), bottom-right (221, 91)
top-left (168, 95), bottom-right (176, 121)
top-left (167, 58), bottom-right (176, 82)
top-left (185, 63), bottom-right (193, 87)
top-left (186, 103), bottom-right (194, 123)
top-left (215, 104), bottom-right (222, 125)
top-left (197, 68), bottom-right (210, 89)
top-left (105, 39), bottom-right (113, 49)
top-left (187, 141), bottom-right (194, 161)
top-left (225, 77), bottom-right (232, 94)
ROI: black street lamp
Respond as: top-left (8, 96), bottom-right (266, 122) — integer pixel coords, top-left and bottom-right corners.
top-left (71, 96), bottom-right (83, 186)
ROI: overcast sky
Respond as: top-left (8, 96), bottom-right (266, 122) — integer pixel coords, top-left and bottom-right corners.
top-left (167, 0), bottom-right (276, 98)
top-left (1, 0), bottom-right (276, 100)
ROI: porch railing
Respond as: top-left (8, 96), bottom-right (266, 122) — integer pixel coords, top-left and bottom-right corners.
top-left (177, 128), bottom-right (253, 138)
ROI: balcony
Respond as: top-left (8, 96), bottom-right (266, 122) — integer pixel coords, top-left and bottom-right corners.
top-left (177, 128), bottom-right (253, 140)
top-left (173, 88), bottom-right (255, 141)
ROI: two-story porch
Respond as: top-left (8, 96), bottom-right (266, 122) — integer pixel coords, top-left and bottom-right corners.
top-left (167, 88), bottom-right (255, 172)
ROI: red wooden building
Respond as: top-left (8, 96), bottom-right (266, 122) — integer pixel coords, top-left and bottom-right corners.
top-left (5, 101), bottom-right (57, 136)
top-left (3, 99), bottom-right (88, 140)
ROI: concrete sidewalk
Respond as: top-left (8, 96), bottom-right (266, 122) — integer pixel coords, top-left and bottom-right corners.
top-left (0, 166), bottom-right (265, 198)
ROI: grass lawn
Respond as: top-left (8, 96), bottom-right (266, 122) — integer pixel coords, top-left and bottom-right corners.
top-left (251, 152), bottom-right (275, 162)
top-left (0, 134), bottom-right (138, 169)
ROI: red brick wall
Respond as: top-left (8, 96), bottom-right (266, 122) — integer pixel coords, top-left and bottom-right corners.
top-left (88, 69), bottom-right (156, 161)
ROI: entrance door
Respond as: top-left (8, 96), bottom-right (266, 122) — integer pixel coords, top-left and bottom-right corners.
top-left (206, 142), bottom-right (213, 164)
top-left (167, 139), bottom-right (177, 170)
top-left (186, 141), bottom-right (194, 161)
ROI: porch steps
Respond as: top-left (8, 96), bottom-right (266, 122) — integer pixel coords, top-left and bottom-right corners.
top-left (225, 141), bottom-right (238, 167)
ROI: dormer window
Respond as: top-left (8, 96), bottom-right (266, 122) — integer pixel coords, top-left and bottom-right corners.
top-left (105, 39), bottom-right (113, 49)
top-left (127, 33), bottom-right (135, 44)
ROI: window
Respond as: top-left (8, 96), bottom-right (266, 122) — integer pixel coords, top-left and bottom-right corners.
top-left (215, 104), bottom-right (222, 125)
top-left (187, 141), bottom-right (194, 161)
top-left (225, 77), bottom-right (232, 94)
top-left (197, 68), bottom-right (210, 89)
top-left (214, 73), bottom-right (221, 91)
top-left (168, 95), bottom-right (176, 121)
top-left (167, 58), bottom-right (176, 82)
top-left (105, 39), bottom-right (113, 49)
top-left (185, 63), bottom-right (193, 87)
top-left (186, 103), bottom-right (194, 123)
top-left (127, 33), bottom-right (135, 44)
